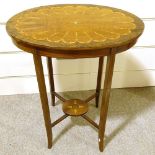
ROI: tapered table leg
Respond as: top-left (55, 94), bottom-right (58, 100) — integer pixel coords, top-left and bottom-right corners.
top-left (47, 57), bottom-right (55, 106)
top-left (96, 57), bottom-right (104, 107)
top-left (33, 53), bottom-right (52, 148)
top-left (98, 52), bottom-right (115, 152)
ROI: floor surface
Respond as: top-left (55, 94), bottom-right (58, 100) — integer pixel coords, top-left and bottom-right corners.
top-left (0, 87), bottom-right (155, 155)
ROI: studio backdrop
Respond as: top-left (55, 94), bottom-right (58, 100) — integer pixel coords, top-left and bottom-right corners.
top-left (0, 0), bottom-right (154, 95)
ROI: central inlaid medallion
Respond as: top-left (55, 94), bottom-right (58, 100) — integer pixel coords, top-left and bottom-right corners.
top-left (62, 99), bottom-right (89, 116)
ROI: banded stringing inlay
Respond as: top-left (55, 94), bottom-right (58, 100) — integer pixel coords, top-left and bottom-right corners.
top-left (13, 5), bottom-right (136, 44)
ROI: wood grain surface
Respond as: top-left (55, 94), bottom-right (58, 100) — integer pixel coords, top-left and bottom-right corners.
top-left (6, 4), bottom-right (144, 58)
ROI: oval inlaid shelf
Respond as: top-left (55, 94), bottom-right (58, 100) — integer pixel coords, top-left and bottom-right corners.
top-left (62, 99), bottom-right (89, 116)
top-left (6, 4), bottom-right (144, 51)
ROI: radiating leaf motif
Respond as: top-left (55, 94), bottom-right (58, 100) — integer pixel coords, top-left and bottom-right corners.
top-left (13, 5), bottom-right (136, 45)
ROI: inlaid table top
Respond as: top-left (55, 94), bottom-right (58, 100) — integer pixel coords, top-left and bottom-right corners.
top-left (6, 4), bottom-right (144, 58)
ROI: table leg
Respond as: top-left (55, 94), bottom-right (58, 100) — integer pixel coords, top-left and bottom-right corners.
top-left (96, 57), bottom-right (104, 108)
top-left (33, 53), bottom-right (52, 148)
top-left (98, 53), bottom-right (115, 152)
top-left (46, 57), bottom-right (55, 106)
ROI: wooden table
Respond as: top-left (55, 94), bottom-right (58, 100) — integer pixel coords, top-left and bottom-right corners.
top-left (6, 4), bottom-right (144, 152)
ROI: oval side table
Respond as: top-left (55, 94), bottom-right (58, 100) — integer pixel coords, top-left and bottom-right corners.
top-left (6, 4), bottom-right (144, 152)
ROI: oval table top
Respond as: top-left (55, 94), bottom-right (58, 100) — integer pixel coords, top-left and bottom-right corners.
top-left (6, 4), bottom-right (144, 58)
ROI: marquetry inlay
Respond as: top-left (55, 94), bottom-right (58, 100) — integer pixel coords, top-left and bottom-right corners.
top-left (6, 4), bottom-right (144, 50)
top-left (63, 99), bottom-right (88, 116)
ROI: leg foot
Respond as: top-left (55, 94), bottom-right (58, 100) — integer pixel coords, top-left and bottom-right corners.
top-left (99, 138), bottom-right (104, 152)
top-left (48, 140), bottom-right (52, 149)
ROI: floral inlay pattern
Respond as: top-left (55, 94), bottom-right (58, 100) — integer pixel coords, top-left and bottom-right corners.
top-left (8, 5), bottom-right (136, 45)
